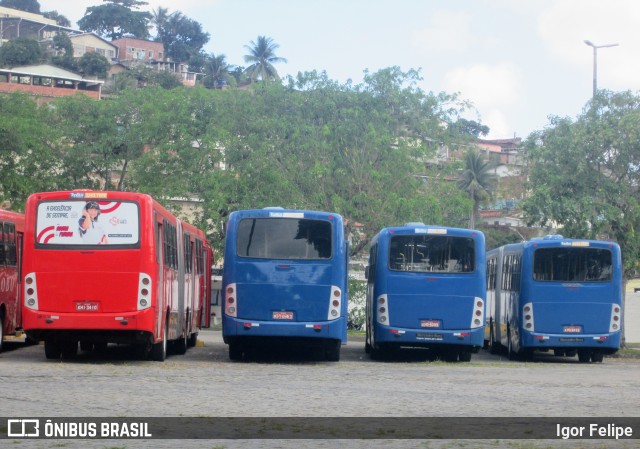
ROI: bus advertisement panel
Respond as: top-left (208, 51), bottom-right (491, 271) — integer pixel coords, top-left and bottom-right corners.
top-left (365, 224), bottom-right (486, 362)
top-left (222, 208), bottom-right (348, 361)
top-left (22, 190), bottom-right (213, 361)
top-left (486, 235), bottom-right (622, 362)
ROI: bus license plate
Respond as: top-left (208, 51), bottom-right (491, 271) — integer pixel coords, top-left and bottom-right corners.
top-left (272, 311), bottom-right (293, 320)
top-left (420, 320), bottom-right (441, 328)
top-left (76, 302), bottom-right (99, 312)
top-left (416, 333), bottom-right (443, 340)
top-left (563, 325), bottom-right (582, 333)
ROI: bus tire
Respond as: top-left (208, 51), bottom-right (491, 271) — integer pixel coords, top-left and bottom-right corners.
top-left (459, 350), bottom-right (472, 362)
top-left (44, 339), bottom-right (61, 359)
top-left (188, 332), bottom-right (198, 348)
top-left (228, 342), bottom-right (243, 361)
top-left (61, 340), bottom-right (78, 359)
top-left (507, 329), bottom-right (518, 361)
top-left (173, 328), bottom-right (188, 355)
top-left (591, 352), bottom-right (604, 363)
top-left (489, 323), bottom-right (500, 355)
top-left (325, 341), bottom-right (341, 362)
top-left (578, 350), bottom-right (591, 363)
top-left (365, 325), bottom-right (372, 354)
top-left (151, 320), bottom-right (168, 362)
top-left (80, 341), bottom-right (94, 352)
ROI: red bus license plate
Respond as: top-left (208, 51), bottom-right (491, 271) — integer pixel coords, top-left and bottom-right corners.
top-left (563, 325), bottom-right (582, 333)
top-left (76, 302), bottom-right (99, 312)
top-left (420, 320), bottom-right (441, 328)
top-left (272, 311), bottom-right (293, 320)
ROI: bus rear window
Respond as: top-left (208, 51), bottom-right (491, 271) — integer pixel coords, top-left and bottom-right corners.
top-left (389, 235), bottom-right (475, 273)
top-left (237, 218), bottom-right (332, 260)
top-left (36, 200), bottom-right (139, 247)
top-left (533, 248), bottom-right (612, 282)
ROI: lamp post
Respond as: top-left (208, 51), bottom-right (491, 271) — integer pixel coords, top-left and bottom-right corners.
top-left (584, 40), bottom-right (619, 98)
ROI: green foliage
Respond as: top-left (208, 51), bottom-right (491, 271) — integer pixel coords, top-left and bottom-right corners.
top-left (77, 52), bottom-right (111, 78)
top-left (0, 37), bottom-right (42, 66)
top-left (0, 0), bottom-right (40, 13)
top-left (523, 90), bottom-right (640, 278)
top-left (110, 66), bottom-right (183, 92)
top-left (0, 93), bottom-right (62, 207)
top-left (42, 10), bottom-right (72, 27)
top-left (78, 0), bottom-right (151, 40)
top-left (155, 12), bottom-right (210, 63)
top-left (50, 33), bottom-right (77, 72)
top-left (244, 36), bottom-right (287, 82)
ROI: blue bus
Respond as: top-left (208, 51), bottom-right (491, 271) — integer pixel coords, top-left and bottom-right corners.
top-left (485, 235), bottom-right (622, 362)
top-left (222, 208), bottom-right (348, 361)
top-left (365, 224), bottom-right (486, 361)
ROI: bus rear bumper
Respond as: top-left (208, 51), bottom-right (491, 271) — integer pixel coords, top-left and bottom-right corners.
top-left (22, 308), bottom-right (157, 343)
top-left (375, 325), bottom-right (484, 350)
top-left (521, 331), bottom-right (621, 352)
top-left (223, 317), bottom-right (346, 343)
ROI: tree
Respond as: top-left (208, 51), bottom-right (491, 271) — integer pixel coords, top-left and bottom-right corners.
top-left (523, 90), bottom-right (640, 279)
top-left (451, 118), bottom-right (490, 137)
top-left (78, 0), bottom-right (151, 40)
top-left (202, 53), bottom-right (233, 89)
top-left (155, 12), bottom-right (210, 63)
top-left (42, 10), bottom-right (71, 27)
top-left (243, 36), bottom-right (287, 82)
top-left (0, 37), bottom-right (42, 66)
top-left (0, 0), bottom-right (40, 13)
top-left (77, 52), bottom-right (111, 78)
top-left (457, 149), bottom-right (497, 228)
top-left (50, 32), bottom-right (77, 72)
top-left (0, 93), bottom-right (62, 205)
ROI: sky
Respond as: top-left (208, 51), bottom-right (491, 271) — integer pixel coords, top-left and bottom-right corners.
top-left (37, 0), bottom-right (640, 140)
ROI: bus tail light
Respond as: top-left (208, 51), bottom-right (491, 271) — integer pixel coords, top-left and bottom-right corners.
top-left (137, 273), bottom-right (152, 310)
top-left (225, 283), bottom-right (237, 317)
top-left (610, 304), bottom-right (622, 332)
top-left (377, 294), bottom-right (389, 325)
top-left (523, 302), bottom-right (534, 332)
top-left (470, 297), bottom-right (484, 328)
top-left (328, 286), bottom-right (341, 320)
top-left (24, 272), bottom-right (39, 310)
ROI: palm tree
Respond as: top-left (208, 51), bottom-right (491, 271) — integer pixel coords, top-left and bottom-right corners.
top-left (150, 6), bottom-right (171, 37)
top-left (243, 35), bottom-right (287, 82)
top-left (458, 149), bottom-right (497, 228)
top-left (203, 53), bottom-right (232, 89)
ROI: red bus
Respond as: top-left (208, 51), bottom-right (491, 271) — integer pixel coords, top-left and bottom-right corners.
top-left (0, 208), bottom-right (25, 352)
top-left (22, 191), bottom-right (213, 361)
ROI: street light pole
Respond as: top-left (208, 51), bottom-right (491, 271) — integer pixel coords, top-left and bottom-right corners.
top-left (584, 40), bottom-right (619, 98)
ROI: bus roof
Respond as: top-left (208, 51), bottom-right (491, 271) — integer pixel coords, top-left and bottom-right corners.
top-left (371, 224), bottom-right (483, 245)
top-left (229, 208), bottom-right (343, 222)
top-left (488, 237), bottom-right (620, 257)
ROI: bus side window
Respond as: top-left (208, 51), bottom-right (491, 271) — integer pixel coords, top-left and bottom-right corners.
top-left (6, 223), bottom-right (16, 266)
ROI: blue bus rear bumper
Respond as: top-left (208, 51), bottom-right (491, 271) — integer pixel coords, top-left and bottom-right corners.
top-left (223, 317), bottom-right (346, 343)
top-left (375, 325), bottom-right (484, 348)
top-left (521, 331), bottom-right (621, 351)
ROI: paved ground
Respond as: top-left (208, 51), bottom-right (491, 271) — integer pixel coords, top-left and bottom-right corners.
top-left (0, 330), bottom-right (638, 449)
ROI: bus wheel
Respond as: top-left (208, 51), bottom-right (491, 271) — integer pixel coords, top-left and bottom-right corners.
top-left (458, 351), bottom-right (472, 362)
top-left (489, 324), bottom-right (500, 355)
top-left (365, 325), bottom-right (371, 354)
top-left (173, 328), bottom-right (188, 355)
top-left (228, 342), bottom-right (243, 361)
top-left (325, 341), bottom-right (341, 362)
top-left (507, 330), bottom-right (518, 361)
top-left (188, 332), bottom-right (198, 348)
top-left (577, 350), bottom-right (591, 363)
top-left (44, 340), bottom-right (62, 359)
top-left (61, 340), bottom-right (78, 359)
top-left (591, 352), bottom-right (604, 363)
top-left (151, 321), bottom-right (168, 362)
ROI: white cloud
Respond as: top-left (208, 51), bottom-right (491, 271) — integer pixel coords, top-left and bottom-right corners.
top-left (412, 10), bottom-right (475, 54)
top-left (444, 63), bottom-right (522, 138)
top-left (538, 0), bottom-right (640, 90)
